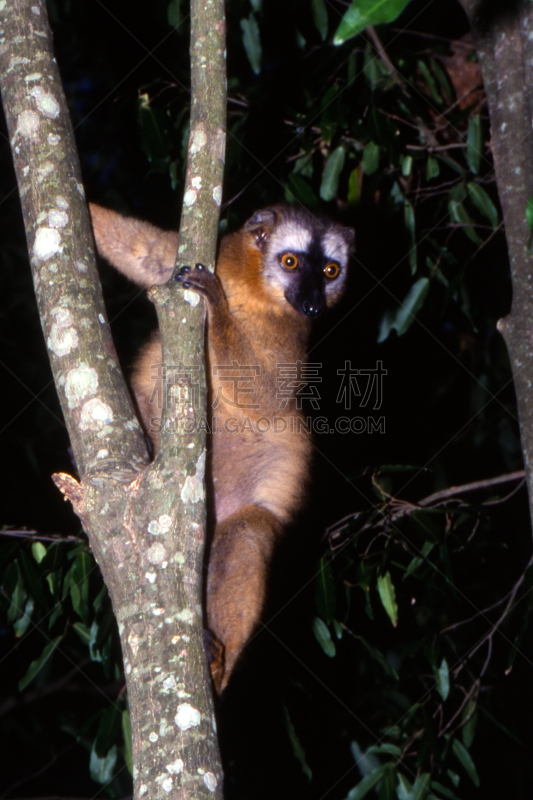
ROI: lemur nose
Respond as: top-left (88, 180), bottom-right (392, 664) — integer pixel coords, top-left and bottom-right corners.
top-left (302, 298), bottom-right (324, 316)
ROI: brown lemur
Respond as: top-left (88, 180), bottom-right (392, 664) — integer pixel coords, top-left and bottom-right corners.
top-left (89, 203), bottom-right (354, 691)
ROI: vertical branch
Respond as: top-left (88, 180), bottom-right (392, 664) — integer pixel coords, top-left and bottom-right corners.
top-left (459, 0), bottom-right (533, 525)
top-left (118, 1), bottom-right (228, 797)
top-left (153, 0), bottom-right (227, 455)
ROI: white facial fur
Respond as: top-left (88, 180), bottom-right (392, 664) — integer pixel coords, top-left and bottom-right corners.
top-left (258, 211), bottom-right (352, 308)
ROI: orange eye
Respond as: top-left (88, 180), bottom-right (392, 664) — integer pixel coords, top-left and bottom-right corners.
top-left (324, 262), bottom-right (340, 279)
top-left (281, 253), bottom-right (299, 270)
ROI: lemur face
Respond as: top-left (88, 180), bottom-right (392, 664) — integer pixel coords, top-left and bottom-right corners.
top-left (245, 206), bottom-right (354, 317)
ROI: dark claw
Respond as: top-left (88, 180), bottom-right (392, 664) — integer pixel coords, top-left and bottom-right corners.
top-left (176, 265), bottom-right (191, 280)
top-left (181, 281), bottom-right (191, 289)
top-left (195, 263), bottom-right (207, 271)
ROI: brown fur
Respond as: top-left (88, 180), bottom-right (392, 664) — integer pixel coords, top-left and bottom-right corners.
top-left (89, 203), bottom-right (352, 690)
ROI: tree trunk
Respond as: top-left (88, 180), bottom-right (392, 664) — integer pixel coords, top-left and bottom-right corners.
top-left (459, 0), bottom-right (533, 530)
top-left (0, 0), bottom-right (226, 797)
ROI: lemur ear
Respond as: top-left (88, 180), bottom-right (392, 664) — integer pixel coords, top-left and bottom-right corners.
top-left (343, 226), bottom-right (356, 250)
top-left (244, 208), bottom-right (278, 250)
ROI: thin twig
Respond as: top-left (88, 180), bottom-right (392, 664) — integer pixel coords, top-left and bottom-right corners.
top-left (418, 470), bottom-right (525, 507)
top-left (0, 529), bottom-right (84, 542)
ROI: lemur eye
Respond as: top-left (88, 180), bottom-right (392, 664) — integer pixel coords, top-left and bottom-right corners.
top-left (281, 253), bottom-right (299, 270)
top-left (324, 262), bottom-right (340, 279)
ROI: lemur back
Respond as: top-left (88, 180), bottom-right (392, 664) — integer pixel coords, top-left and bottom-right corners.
top-left (89, 203), bottom-right (353, 690)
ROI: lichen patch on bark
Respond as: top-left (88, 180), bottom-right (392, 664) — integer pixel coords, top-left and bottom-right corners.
top-left (47, 307), bottom-right (78, 356)
top-left (33, 226), bottom-right (61, 260)
top-left (79, 398), bottom-right (114, 431)
top-left (64, 364), bottom-right (98, 408)
top-left (174, 703), bottom-right (201, 731)
top-left (180, 449), bottom-right (206, 503)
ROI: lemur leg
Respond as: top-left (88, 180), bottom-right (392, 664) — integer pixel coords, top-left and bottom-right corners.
top-left (207, 505), bottom-right (283, 691)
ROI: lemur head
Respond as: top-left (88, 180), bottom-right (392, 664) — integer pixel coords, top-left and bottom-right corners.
top-left (244, 205), bottom-right (354, 317)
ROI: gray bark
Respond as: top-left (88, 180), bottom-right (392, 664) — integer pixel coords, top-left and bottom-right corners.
top-left (458, 0), bottom-right (533, 527)
top-left (0, 0), bottom-right (226, 797)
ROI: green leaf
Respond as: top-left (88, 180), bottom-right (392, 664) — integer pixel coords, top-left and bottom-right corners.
top-left (397, 772), bottom-right (431, 800)
top-left (293, 152), bottom-right (314, 178)
top-left (285, 173), bottom-right (318, 206)
top-left (527, 193), bottom-right (533, 230)
top-left (467, 182), bottom-right (498, 228)
top-left (241, 15), bottom-right (262, 75)
top-left (363, 43), bottom-right (390, 87)
top-left (168, 159), bottom-right (180, 191)
top-left (122, 708), bottom-right (133, 775)
top-left (363, 586), bottom-right (374, 620)
top-left (18, 550), bottom-right (50, 611)
top-left (417, 60), bottom-right (442, 106)
top-left (430, 781), bottom-right (461, 800)
top-left (366, 744), bottom-right (401, 756)
top-left (31, 541), bottom-right (47, 564)
top-left (351, 740), bottom-right (380, 777)
top-left (411, 773), bottom-right (431, 800)
top-left (284, 706), bottom-right (312, 781)
top-left (397, 773), bottom-right (412, 799)
top-left (72, 621), bottom-right (91, 646)
top-left (31, 541), bottom-right (55, 595)
top-left (93, 582), bottom-right (109, 614)
top-left (13, 597), bottom-right (34, 637)
top-left (362, 141), bottom-right (379, 176)
top-left (48, 600), bottom-right (64, 630)
top-left (312, 0), bottom-right (328, 40)
top-left (379, 767), bottom-right (396, 800)
top-left (19, 635), bottom-right (63, 691)
top-left (88, 619), bottom-right (104, 663)
top-left (313, 617), bottom-right (336, 657)
top-left (95, 705), bottom-right (122, 757)
top-left (403, 557), bottom-right (423, 579)
top-left (348, 167), bottom-right (362, 205)
top-left (404, 199), bottom-right (417, 274)
top-left (446, 769), bottom-right (460, 788)
top-left (435, 656), bottom-right (449, 701)
top-left (65, 552), bottom-right (92, 623)
top-left (403, 541), bottom-right (435, 579)
top-left (377, 572), bottom-right (398, 627)
top-left (452, 738), bottom-right (480, 787)
top-left (320, 146), bottom-right (345, 201)
top-left (316, 557), bottom-right (336, 623)
top-left (431, 57), bottom-right (453, 102)
top-left (377, 277), bottom-right (430, 342)
top-left (426, 157), bottom-right (440, 180)
top-left (167, 0), bottom-right (182, 30)
top-left (448, 193), bottom-right (481, 244)
top-left (401, 155), bottom-right (412, 177)
top-left (462, 705), bottom-right (477, 749)
top-left (90, 742), bottom-right (117, 785)
top-left (466, 114), bottom-right (482, 175)
top-left (334, 0), bottom-right (413, 45)
top-left (344, 764), bottom-right (390, 799)
top-left (7, 565), bottom-right (27, 624)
